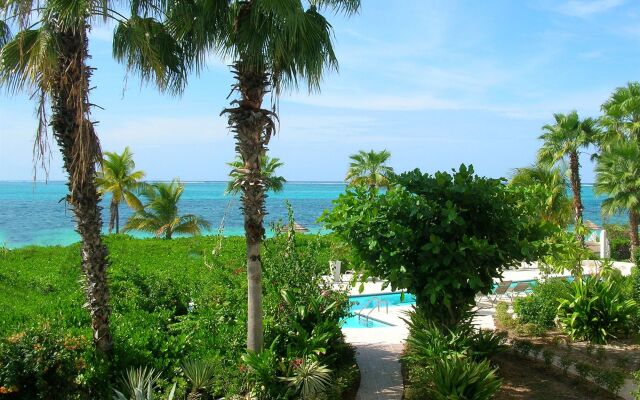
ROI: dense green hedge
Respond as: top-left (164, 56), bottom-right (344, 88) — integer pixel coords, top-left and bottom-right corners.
top-left (0, 233), bottom-right (354, 399)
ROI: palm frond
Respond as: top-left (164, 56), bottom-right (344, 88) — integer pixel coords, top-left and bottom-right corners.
top-left (0, 20), bottom-right (11, 47)
top-left (113, 15), bottom-right (186, 94)
top-left (0, 26), bottom-right (59, 94)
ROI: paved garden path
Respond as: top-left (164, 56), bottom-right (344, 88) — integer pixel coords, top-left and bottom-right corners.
top-left (342, 329), bottom-right (405, 399)
top-left (352, 341), bottom-right (404, 399)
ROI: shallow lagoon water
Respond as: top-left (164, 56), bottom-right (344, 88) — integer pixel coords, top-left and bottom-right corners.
top-left (0, 181), bottom-right (624, 248)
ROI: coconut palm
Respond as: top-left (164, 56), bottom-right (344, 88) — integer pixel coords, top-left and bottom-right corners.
top-left (167, 0), bottom-right (360, 351)
top-left (124, 180), bottom-right (211, 239)
top-left (226, 154), bottom-right (285, 195)
top-left (345, 149), bottom-right (394, 190)
top-left (537, 111), bottom-right (599, 237)
top-left (96, 147), bottom-right (146, 234)
top-left (510, 164), bottom-right (572, 228)
top-left (0, 0), bottom-right (182, 354)
top-left (594, 139), bottom-right (640, 260)
top-left (600, 82), bottom-right (640, 144)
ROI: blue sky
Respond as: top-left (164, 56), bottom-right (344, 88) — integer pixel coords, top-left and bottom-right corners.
top-left (2, 0), bottom-right (640, 182)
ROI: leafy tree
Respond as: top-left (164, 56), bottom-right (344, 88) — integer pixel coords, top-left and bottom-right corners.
top-left (509, 164), bottom-right (572, 227)
top-left (170, 0), bottom-right (361, 352)
top-left (1, 0), bottom-right (182, 357)
top-left (345, 149), bottom-right (394, 189)
top-left (537, 111), bottom-right (599, 236)
top-left (226, 155), bottom-right (285, 195)
top-left (595, 139), bottom-right (640, 260)
top-left (96, 147), bottom-right (146, 234)
top-left (323, 165), bottom-right (548, 327)
top-left (124, 179), bottom-right (211, 239)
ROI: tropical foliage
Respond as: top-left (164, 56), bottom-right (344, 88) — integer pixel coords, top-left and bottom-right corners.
top-left (402, 311), bottom-right (504, 400)
top-left (557, 269), bottom-right (637, 344)
top-left (124, 180), bottom-right (211, 239)
top-left (0, 233), bottom-right (357, 399)
top-left (226, 155), bottom-right (285, 195)
top-left (96, 147), bottom-right (146, 234)
top-left (595, 139), bottom-right (640, 260)
top-left (537, 111), bottom-right (599, 233)
top-left (345, 149), bottom-right (394, 189)
top-left (510, 163), bottom-right (572, 227)
top-left (324, 164), bottom-right (549, 327)
top-left (600, 82), bottom-right (640, 143)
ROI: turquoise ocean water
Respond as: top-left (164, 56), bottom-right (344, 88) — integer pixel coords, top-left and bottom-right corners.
top-left (0, 182), bottom-right (625, 248)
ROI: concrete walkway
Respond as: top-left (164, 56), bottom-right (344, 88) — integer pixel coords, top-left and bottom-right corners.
top-left (343, 329), bottom-right (404, 400)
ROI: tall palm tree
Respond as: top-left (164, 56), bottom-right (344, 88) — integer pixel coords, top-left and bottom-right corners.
top-left (0, 0), bottom-right (183, 355)
top-left (594, 139), bottom-right (640, 260)
top-left (168, 0), bottom-right (361, 352)
top-left (600, 82), bottom-right (640, 144)
top-left (510, 164), bottom-right (572, 228)
top-left (124, 180), bottom-right (211, 239)
top-left (537, 111), bottom-right (599, 237)
top-left (345, 149), bottom-right (394, 190)
top-left (96, 147), bottom-right (145, 234)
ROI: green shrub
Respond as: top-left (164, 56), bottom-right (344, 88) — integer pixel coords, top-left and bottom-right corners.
top-left (633, 370), bottom-right (640, 400)
top-left (403, 310), bottom-right (505, 398)
top-left (469, 329), bottom-right (507, 360)
top-left (542, 349), bottom-right (555, 366)
top-left (575, 361), bottom-right (593, 380)
top-left (559, 357), bottom-right (573, 375)
top-left (593, 368), bottom-right (626, 395)
top-left (427, 357), bottom-right (502, 400)
top-left (0, 326), bottom-right (109, 399)
top-left (610, 238), bottom-right (631, 261)
top-left (558, 274), bottom-right (637, 344)
top-left (0, 232), bottom-right (353, 399)
top-left (323, 165), bottom-right (551, 328)
top-left (494, 302), bottom-right (515, 329)
top-left (513, 278), bottom-right (571, 330)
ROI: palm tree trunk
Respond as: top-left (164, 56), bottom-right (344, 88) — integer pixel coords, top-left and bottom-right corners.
top-left (224, 61), bottom-right (272, 352)
top-left (569, 151), bottom-right (584, 243)
top-left (50, 26), bottom-right (112, 355)
top-left (115, 202), bottom-right (119, 234)
top-left (109, 198), bottom-right (117, 233)
top-left (630, 210), bottom-right (639, 262)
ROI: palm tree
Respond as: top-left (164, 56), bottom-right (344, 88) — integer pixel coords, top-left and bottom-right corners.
top-left (226, 154), bottom-right (285, 195)
top-left (600, 82), bottom-right (640, 143)
top-left (96, 147), bottom-right (145, 234)
top-left (510, 164), bottom-right (572, 227)
top-left (168, 0), bottom-right (361, 352)
top-left (345, 149), bottom-right (394, 190)
top-left (594, 139), bottom-right (640, 260)
top-left (537, 111), bottom-right (599, 237)
top-left (124, 180), bottom-right (211, 239)
top-left (0, 0), bottom-right (182, 355)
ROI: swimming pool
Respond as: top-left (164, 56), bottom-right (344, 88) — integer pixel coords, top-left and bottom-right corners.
top-left (341, 276), bottom-right (576, 328)
top-left (341, 292), bottom-right (416, 329)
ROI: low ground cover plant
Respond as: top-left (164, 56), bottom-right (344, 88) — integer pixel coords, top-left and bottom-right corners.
top-left (402, 310), bottom-right (505, 400)
top-left (0, 230), bottom-right (355, 399)
top-left (557, 269), bottom-right (637, 344)
top-left (513, 277), bottom-right (571, 330)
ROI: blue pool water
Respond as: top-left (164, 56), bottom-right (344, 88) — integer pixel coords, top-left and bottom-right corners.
top-left (342, 292), bottom-right (416, 329)
top-left (342, 277), bottom-right (578, 329)
top-left (341, 315), bottom-right (392, 328)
